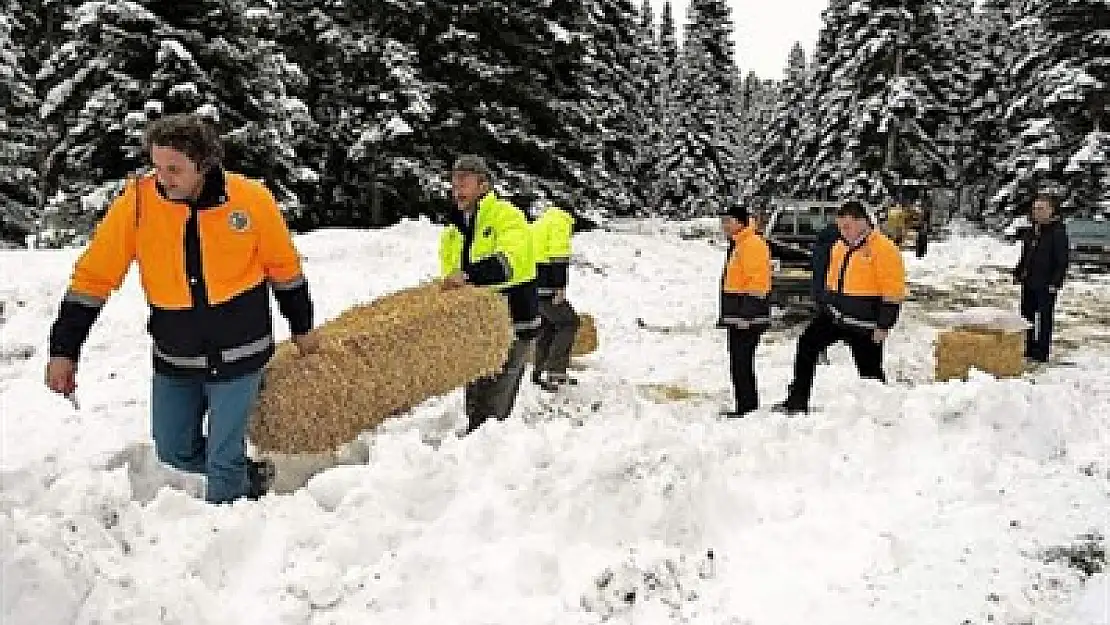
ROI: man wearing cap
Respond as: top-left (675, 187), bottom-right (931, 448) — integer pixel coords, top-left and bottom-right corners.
top-left (440, 155), bottom-right (540, 434)
top-left (718, 205), bottom-right (772, 417)
top-left (775, 200), bottom-right (906, 414)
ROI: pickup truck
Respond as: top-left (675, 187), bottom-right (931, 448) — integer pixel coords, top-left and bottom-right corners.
top-left (763, 202), bottom-right (839, 309)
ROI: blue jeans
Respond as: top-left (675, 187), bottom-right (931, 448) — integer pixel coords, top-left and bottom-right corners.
top-left (151, 371), bottom-right (262, 503)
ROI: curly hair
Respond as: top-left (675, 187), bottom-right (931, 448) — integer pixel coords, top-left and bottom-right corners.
top-left (142, 114), bottom-right (224, 170)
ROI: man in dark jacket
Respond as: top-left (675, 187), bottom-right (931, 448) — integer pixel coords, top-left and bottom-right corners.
top-left (1013, 194), bottom-right (1070, 363)
top-left (811, 222), bottom-right (841, 303)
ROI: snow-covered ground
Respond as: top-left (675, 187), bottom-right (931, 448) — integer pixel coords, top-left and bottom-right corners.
top-left (2, 219), bottom-right (1107, 625)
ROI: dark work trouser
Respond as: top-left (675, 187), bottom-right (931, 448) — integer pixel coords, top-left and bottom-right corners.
top-left (534, 297), bottom-right (580, 377)
top-left (1020, 285), bottom-right (1057, 361)
top-left (465, 337), bottom-right (532, 434)
top-left (785, 312), bottom-right (884, 409)
top-left (727, 326), bottom-right (764, 413)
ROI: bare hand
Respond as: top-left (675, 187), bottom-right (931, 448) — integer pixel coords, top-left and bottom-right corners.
top-left (45, 356), bottom-right (77, 396)
top-left (552, 289), bottom-right (566, 304)
top-left (292, 332), bottom-right (321, 356)
top-left (872, 329), bottom-right (889, 344)
top-left (442, 271), bottom-right (468, 290)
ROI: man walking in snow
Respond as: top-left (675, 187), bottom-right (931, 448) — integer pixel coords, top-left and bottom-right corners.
top-left (44, 113), bottom-right (318, 503)
top-left (1013, 193), bottom-right (1069, 363)
top-left (530, 203), bottom-right (580, 392)
top-left (774, 200), bottom-right (906, 415)
top-left (718, 205), bottom-right (772, 417)
top-left (440, 155), bottom-right (540, 434)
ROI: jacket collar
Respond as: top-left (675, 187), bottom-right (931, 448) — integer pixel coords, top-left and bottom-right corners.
top-left (448, 191), bottom-right (497, 230)
top-left (155, 166), bottom-right (228, 210)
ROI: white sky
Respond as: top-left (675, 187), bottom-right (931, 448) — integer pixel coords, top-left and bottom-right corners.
top-left (654, 0), bottom-right (828, 80)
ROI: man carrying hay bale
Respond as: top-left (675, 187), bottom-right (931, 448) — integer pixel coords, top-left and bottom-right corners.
top-left (774, 200), bottom-right (906, 415)
top-left (530, 204), bottom-right (581, 392)
top-left (44, 114), bottom-right (317, 504)
top-left (1013, 193), bottom-right (1069, 363)
top-left (441, 155), bottom-right (540, 434)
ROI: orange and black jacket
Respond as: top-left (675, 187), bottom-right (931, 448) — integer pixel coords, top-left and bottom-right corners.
top-left (719, 226), bottom-right (772, 328)
top-left (48, 168), bottom-right (313, 380)
top-left (823, 229), bottom-right (906, 330)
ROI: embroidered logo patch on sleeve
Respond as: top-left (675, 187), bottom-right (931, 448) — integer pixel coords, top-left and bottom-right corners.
top-left (228, 210), bottom-right (251, 232)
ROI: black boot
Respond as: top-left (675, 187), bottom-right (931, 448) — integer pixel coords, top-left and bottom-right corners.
top-left (771, 401), bottom-right (808, 416)
top-left (246, 458), bottom-right (274, 500)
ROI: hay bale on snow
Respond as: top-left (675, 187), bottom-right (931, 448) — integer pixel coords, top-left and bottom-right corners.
top-left (935, 326), bottom-right (1025, 381)
top-left (250, 282), bottom-right (513, 453)
top-left (572, 312), bottom-right (598, 357)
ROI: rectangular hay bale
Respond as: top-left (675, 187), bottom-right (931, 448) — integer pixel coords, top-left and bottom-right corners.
top-left (249, 282), bottom-right (513, 453)
top-left (572, 312), bottom-right (598, 357)
top-left (935, 326), bottom-right (1025, 382)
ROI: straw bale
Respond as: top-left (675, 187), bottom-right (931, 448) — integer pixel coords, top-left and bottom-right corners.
top-left (935, 326), bottom-right (1025, 381)
top-left (572, 312), bottom-right (598, 357)
top-left (249, 282), bottom-right (513, 453)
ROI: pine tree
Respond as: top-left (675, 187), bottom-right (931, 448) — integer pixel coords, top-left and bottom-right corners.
top-left (276, 0), bottom-right (428, 228)
top-left (996, 0), bottom-right (1110, 216)
top-left (202, 1), bottom-right (314, 213)
top-left (957, 0), bottom-right (1017, 218)
top-left (662, 0), bottom-right (742, 217)
top-left (0, 3), bottom-right (40, 245)
top-left (35, 1), bottom-right (166, 243)
top-left (389, 0), bottom-right (595, 216)
top-left (645, 1), bottom-right (683, 213)
top-left (628, 0), bottom-right (662, 214)
top-left (751, 42), bottom-right (808, 200)
top-left (800, 0), bottom-right (952, 204)
top-left (736, 71), bottom-right (779, 199)
top-left (581, 0), bottom-right (643, 215)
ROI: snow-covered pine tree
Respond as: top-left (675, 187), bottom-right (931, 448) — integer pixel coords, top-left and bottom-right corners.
top-left (580, 0), bottom-right (643, 216)
top-left (275, 0), bottom-right (428, 228)
top-left (645, 1), bottom-right (684, 214)
top-left (956, 0), bottom-right (1018, 218)
top-left (0, 2), bottom-right (40, 245)
top-left (200, 1), bottom-right (314, 216)
top-left (917, 0), bottom-right (977, 212)
top-left (532, 0), bottom-right (598, 214)
top-left (33, 1), bottom-right (315, 242)
top-left (795, 0), bottom-right (850, 199)
top-left (662, 0), bottom-right (742, 217)
top-left (35, 1), bottom-right (165, 244)
top-left (398, 0), bottom-right (594, 215)
top-left (628, 0), bottom-right (663, 215)
top-left (736, 70), bottom-right (780, 200)
top-left (750, 42), bottom-right (808, 201)
top-left (996, 0), bottom-right (1109, 216)
top-left (801, 0), bottom-right (949, 204)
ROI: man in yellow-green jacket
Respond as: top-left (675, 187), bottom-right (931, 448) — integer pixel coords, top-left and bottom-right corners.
top-left (440, 155), bottom-right (540, 434)
top-left (530, 204), bottom-right (580, 391)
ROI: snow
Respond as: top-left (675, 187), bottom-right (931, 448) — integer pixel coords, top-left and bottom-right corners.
top-left (167, 82), bottom-right (199, 99)
top-left (2, 221), bottom-right (1108, 625)
top-left (157, 39), bottom-right (193, 64)
top-left (194, 103), bottom-right (219, 121)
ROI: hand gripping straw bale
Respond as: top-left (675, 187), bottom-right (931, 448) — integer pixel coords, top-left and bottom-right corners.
top-left (250, 282), bottom-right (513, 453)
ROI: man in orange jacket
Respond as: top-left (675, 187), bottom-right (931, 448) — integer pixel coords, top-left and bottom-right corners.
top-left (43, 114), bottom-right (318, 503)
top-left (775, 200), bottom-right (906, 414)
top-left (718, 205), bottom-right (772, 418)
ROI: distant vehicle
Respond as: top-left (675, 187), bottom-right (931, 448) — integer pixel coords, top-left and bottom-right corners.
top-left (1066, 217), bottom-right (1110, 266)
top-left (762, 199), bottom-right (875, 309)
